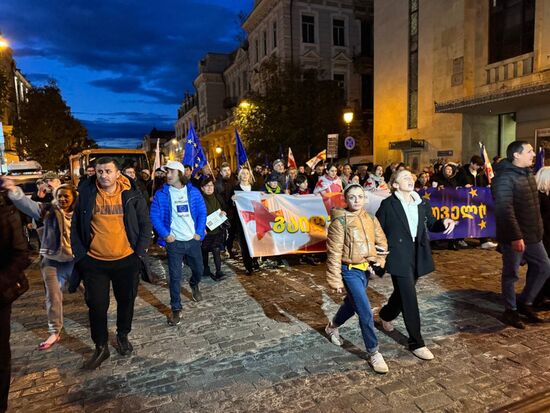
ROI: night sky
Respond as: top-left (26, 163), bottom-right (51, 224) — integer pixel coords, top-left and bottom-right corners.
top-left (0, 0), bottom-right (254, 148)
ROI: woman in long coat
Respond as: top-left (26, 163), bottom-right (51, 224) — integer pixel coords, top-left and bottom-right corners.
top-left (376, 169), bottom-right (455, 360)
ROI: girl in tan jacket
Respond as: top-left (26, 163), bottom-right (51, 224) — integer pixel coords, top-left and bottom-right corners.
top-left (325, 183), bottom-right (389, 373)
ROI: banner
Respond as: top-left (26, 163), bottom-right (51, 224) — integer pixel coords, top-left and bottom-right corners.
top-left (235, 187), bottom-right (495, 256)
top-left (417, 187), bottom-right (495, 240)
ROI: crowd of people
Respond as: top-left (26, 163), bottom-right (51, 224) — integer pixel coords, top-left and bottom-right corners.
top-left (0, 141), bottom-right (549, 410)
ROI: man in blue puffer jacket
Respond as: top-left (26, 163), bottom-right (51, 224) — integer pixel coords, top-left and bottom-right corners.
top-left (150, 161), bottom-right (207, 326)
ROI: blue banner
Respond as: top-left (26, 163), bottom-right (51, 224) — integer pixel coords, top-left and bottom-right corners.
top-left (417, 187), bottom-right (495, 240)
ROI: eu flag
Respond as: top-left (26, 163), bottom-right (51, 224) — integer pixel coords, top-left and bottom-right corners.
top-left (183, 123), bottom-right (207, 174)
top-left (235, 128), bottom-right (248, 169)
top-left (534, 146), bottom-right (545, 173)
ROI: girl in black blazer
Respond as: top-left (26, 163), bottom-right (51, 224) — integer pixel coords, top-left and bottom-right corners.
top-left (376, 169), bottom-right (455, 360)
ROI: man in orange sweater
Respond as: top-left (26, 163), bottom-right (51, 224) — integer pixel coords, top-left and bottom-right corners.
top-left (71, 157), bottom-right (152, 370)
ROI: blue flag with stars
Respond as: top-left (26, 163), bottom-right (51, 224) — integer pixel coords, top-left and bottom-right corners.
top-left (183, 123), bottom-right (207, 173)
top-left (235, 128), bottom-right (248, 169)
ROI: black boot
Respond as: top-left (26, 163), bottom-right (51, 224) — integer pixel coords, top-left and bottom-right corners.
top-left (502, 310), bottom-right (526, 329)
top-left (116, 334), bottom-right (134, 356)
top-left (517, 303), bottom-right (545, 323)
top-left (82, 344), bottom-right (110, 370)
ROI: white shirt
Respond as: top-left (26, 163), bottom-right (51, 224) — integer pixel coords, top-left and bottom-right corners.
top-left (395, 191), bottom-right (421, 240)
top-left (169, 185), bottom-right (195, 241)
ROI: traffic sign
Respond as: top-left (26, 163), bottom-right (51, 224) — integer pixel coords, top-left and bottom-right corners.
top-left (344, 136), bottom-right (355, 150)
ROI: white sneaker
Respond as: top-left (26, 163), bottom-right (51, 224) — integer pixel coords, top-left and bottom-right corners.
top-left (458, 240), bottom-right (468, 248)
top-left (368, 351), bottom-right (389, 374)
top-left (325, 322), bottom-right (343, 346)
top-left (412, 346), bottom-right (434, 360)
top-left (481, 241), bottom-right (498, 249)
top-left (381, 319), bottom-right (394, 332)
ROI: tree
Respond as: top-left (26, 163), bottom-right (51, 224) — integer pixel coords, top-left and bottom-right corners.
top-left (13, 81), bottom-right (96, 170)
top-left (0, 71), bottom-right (9, 120)
top-left (233, 58), bottom-right (346, 165)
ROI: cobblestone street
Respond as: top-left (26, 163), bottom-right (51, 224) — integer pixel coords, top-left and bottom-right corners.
top-left (7, 246), bottom-right (550, 413)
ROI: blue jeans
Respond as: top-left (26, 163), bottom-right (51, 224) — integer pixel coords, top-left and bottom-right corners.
top-left (501, 241), bottom-right (550, 310)
top-left (166, 239), bottom-right (204, 311)
top-left (333, 266), bottom-right (379, 355)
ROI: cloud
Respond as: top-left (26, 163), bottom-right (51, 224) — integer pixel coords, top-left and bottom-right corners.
top-left (1, 0), bottom-right (252, 103)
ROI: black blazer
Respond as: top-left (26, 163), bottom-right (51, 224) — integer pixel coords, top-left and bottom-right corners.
top-left (376, 193), bottom-right (446, 277)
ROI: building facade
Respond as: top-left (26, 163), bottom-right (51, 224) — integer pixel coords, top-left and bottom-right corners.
top-left (374, 0), bottom-right (550, 171)
top-left (0, 41), bottom-right (31, 164)
top-left (175, 0), bottom-right (374, 169)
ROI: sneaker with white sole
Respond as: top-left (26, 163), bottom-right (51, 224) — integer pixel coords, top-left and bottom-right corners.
top-left (381, 319), bottom-right (394, 332)
top-left (412, 346), bottom-right (434, 360)
top-left (324, 322), bottom-right (343, 346)
top-left (481, 241), bottom-right (498, 249)
top-left (368, 351), bottom-right (389, 374)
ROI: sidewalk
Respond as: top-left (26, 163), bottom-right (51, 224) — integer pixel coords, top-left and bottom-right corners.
top-left (7, 248), bottom-right (550, 412)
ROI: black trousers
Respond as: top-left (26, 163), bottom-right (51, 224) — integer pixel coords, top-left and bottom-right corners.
top-left (78, 254), bottom-right (140, 346)
top-left (0, 304), bottom-right (11, 413)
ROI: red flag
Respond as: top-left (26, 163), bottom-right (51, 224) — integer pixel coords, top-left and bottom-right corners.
top-left (287, 147), bottom-right (297, 169)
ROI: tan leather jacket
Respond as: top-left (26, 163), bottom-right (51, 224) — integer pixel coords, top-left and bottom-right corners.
top-left (326, 208), bottom-right (388, 290)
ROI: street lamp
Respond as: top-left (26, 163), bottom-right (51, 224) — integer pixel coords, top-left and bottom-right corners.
top-left (215, 146), bottom-right (222, 154)
top-left (343, 108), bottom-right (354, 163)
top-left (239, 100), bottom-right (251, 109)
top-left (0, 36), bottom-right (9, 49)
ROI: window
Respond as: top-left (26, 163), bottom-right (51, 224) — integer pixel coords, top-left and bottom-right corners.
top-left (361, 20), bottom-right (373, 57)
top-left (273, 21), bottom-right (278, 48)
top-left (489, 0), bottom-right (535, 63)
top-left (263, 30), bottom-right (267, 56)
top-left (302, 15), bottom-right (315, 43)
top-left (242, 72), bottom-right (248, 91)
top-left (361, 74), bottom-right (373, 110)
top-left (255, 39), bottom-right (259, 63)
top-left (334, 73), bottom-right (346, 99)
top-left (407, 0), bottom-right (418, 129)
top-left (333, 19), bottom-right (345, 46)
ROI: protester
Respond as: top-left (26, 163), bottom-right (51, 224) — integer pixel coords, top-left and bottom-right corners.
top-left (292, 174), bottom-right (311, 195)
top-left (71, 157), bottom-right (152, 369)
top-left (365, 165), bottom-right (388, 191)
top-left (216, 162), bottom-right (238, 257)
top-left (287, 167), bottom-right (298, 194)
top-left (492, 141), bottom-right (550, 328)
top-left (314, 163), bottom-right (343, 194)
top-left (272, 159), bottom-right (288, 192)
top-left (534, 167), bottom-right (550, 308)
top-left (200, 177), bottom-right (227, 281)
top-left (123, 166), bottom-right (149, 204)
top-left (264, 173), bottom-right (283, 194)
top-left (357, 165), bottom-right (370, 186)
top-left (150, 160), bottom-right (207, 326)
top-left (340, 163), bottom-right (353, 187)
top-left (31, 179), bottom-right (53, 203)
top-left (432, 163), bottom-right (458, 189)
top-left (383, 162), bottom-right (398, 182)
top-left (5, 179), bottom-right (78, 350)
top-left (308, 163), bottom-right (325, 192)
top-left (0, 190), bottom-right (30, 413)
top-left (414, 172), bottom-right (430, 190)
top-left (456, 155), bottom-right (497, 249)
top-left (325, 183), bottom-right (389, 373)
top-left (150, 168), bottom-right (167, 196)
top-left (376, 169), bottom-right (456, 360)
top-left (232, 168), bottom-right (260, 275)
top-left (78, 165), bottom-right (96, 188)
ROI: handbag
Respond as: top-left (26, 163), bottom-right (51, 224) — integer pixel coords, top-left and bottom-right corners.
top-left (0, 273), bottom-right (29, 305)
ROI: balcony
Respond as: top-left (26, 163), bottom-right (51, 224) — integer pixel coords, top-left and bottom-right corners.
top-left (485, 52), bottom-right (534, 85)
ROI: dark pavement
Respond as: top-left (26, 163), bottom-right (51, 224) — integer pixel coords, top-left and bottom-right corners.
top-left (6, 245), bottom-right (550, 412)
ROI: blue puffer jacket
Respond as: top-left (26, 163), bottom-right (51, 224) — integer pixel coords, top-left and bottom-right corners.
top-left (150, 182), bottom-right (207, 246)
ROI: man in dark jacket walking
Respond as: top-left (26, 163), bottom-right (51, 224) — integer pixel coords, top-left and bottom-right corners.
top-left (71, 157), bottom-right (152, 369)
top-left (492, 141), bottom-right (550, 328)
top-left (0, 191), bottom-right (30, 413)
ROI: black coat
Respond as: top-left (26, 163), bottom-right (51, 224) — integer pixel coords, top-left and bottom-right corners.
top-left (491, 160), bottom-right (543, 244)
top-left (70, 176), bottom-right (152, 262)
top-left (456, 165), bottom-right (489, 187)
top-left (376, 193), bottom-right (446, 277)
top-left (0, 193), bottom-right (31, 303)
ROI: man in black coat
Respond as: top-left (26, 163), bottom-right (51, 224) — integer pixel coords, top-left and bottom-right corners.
top-left (456, 155), bottom-right (489, 187)
top-left (376, 169), bottom-right (454, 361)
top-left (0, 191), bottom-right (30, 413)
top-left (215, 162), bottom-right (237, 256)
top-left (71, 157), bottom-right (152, 369)
top-left (492, 141), bottom-right (550, 328)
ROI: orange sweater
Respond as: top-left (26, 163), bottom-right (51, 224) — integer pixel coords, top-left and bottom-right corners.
top-left (88, 176), bottom-right (134, 261)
